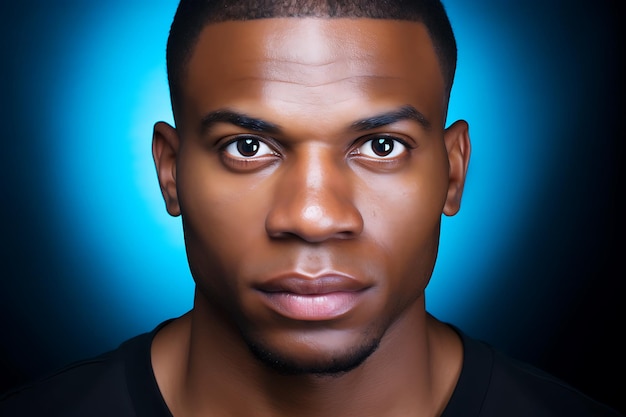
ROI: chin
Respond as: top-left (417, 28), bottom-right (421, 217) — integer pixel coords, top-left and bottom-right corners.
top-left (242, 329), bottom-right (382, 376)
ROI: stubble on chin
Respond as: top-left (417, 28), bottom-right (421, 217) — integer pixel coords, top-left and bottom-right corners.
top-left (243, 334), bottom-right (381, 377)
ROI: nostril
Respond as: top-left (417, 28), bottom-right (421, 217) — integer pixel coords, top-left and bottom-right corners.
top-left (335, 230), bottom-right (360, 240)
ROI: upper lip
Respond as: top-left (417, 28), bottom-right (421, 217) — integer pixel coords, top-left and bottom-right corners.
top-left (255, 273), bottom-right (368, 295)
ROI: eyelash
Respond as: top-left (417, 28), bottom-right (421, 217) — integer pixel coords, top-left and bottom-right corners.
top-left (351, 135), bottom-right (413, 159)
top-left (217, 135), bottom-right (280, 171)
top-left (222, 135), bottom-right (277, 158)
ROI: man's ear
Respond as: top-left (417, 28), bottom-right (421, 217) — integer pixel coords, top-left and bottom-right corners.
top-left (152, 121), bottom-right (181, 217)
top-left (443, 120), bottom-right (471, 216)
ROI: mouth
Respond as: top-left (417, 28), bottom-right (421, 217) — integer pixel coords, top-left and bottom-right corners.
top-left (255, 274), bottom-right (370, 321)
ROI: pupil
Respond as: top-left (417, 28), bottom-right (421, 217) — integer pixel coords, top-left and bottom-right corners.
top-left (372, 138), bottom-right (393, 156)
top-left (237, 138), bottom-right (259, 157)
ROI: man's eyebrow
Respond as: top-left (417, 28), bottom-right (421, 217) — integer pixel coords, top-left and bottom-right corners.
top-left (351, 105), bottom-right (431, 131)
top-left (201, 109), bottom-right (281, 134)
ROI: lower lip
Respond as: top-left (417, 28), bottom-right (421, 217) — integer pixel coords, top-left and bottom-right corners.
top-left (259, 291), bottom-right (363, 321)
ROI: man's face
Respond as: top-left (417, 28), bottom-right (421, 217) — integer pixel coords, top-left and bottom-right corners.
top-left (154, 18), bottom-right (468, 374)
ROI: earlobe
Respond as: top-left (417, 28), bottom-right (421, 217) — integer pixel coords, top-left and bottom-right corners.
top-left (443, 120), bottom-right (471, 216)
top-left (152, 121), bottom-right (181, 217)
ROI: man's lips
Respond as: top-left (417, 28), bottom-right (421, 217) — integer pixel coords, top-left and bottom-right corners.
top-left (256, 275), bottom-right (367, 295)
top-left (255, 274), bottom-right (370, 321)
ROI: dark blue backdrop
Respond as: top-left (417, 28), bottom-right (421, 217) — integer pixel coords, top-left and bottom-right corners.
top-left (1, 0), bottom-right (623, 413)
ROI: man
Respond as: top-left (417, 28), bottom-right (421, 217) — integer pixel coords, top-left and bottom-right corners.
top-left (0, 1), bottom-right (622, 416)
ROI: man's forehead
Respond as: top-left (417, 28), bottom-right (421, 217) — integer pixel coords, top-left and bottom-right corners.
top-left (177, 18), bottom-right (446, 129)
top-left (188, 18), bottom-right (438, 74)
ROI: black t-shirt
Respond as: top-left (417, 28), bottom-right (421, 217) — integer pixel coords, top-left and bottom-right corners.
top-left (1, 320), bottom-right (622, 417)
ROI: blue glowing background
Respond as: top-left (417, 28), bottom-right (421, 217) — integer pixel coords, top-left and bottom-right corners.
top-left (1, 1), bottom-right (623, 412)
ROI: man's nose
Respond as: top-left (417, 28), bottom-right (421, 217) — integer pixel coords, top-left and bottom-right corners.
top-left (265, 147), bottom-right (364, 243)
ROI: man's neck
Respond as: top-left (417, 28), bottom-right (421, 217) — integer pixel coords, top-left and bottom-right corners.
top-left (151, 300), bottom-right (462, 417)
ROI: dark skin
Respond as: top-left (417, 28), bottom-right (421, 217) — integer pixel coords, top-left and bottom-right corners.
top-left (152, 18), bottom-right (471, 417)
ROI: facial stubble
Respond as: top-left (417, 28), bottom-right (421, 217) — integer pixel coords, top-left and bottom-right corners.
top-left (243, 330), bottom-right (381, 376)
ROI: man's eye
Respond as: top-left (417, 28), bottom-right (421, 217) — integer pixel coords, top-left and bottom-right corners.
top-left (223, 137), bottom-right (274, 158)
top-left (357, 137), bottom-right (407, 159)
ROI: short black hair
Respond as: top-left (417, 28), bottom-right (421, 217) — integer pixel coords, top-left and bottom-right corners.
top-left (166, 0), bottom-right (458, 123)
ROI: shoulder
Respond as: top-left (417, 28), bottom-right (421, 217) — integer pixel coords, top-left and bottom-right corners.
top-left (0, 321), bottom-right (172, 417)
top-left (0, 348), bottom-right (130, 416)
top-left (443, 326), bottom-right (623, 417)
top-left (486, 345), bottom-right (621, 416)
